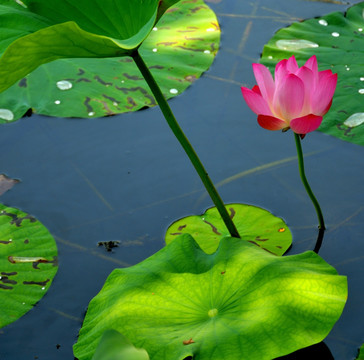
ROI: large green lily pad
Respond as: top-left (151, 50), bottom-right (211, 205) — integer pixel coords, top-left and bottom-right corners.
top-left (73, 234), bottom-right (347, 360)
top-left (0, 0), bottom-right (220, 122)
top-left (260, 2), bottom-right (364, 146)
top-left (165, 203), bottom-right (292, 255)
top-left (0, 203), bottom-right (58, 328)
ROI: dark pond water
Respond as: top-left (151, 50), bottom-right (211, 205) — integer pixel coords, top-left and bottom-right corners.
top-left (0, 0), bottom-right (363, 359)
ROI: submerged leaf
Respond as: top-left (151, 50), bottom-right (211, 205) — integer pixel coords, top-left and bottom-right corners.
top-left (92, 330), bottom-right (150, 360)
top-left (260, 2), bottom-right (364, 146)
top-left (0, 203), bottom-right (58, 328)
top-left (74, 234), bottom-right (347, 360)
top-left (0, 0), bottom-right (220, 121)
top-left (165, 203), bottom-right (292, 255)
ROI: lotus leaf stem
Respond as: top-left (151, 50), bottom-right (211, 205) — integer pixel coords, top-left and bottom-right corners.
top-left (132, 50), bottom-right (240, 239)
top-left (294, 133), bottom-right (325, 253)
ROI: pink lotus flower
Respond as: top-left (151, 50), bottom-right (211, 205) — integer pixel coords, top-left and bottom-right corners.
top-left (241, 55), bottom-right (337, 134)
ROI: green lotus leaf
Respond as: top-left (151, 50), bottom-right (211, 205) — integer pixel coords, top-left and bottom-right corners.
top-left (0, 203), bottom-right (58, 328)
top-left (92, 330), bottom-right (150, 360)
top-left (0, 0), bottom-right (219, 122)
top-left (73, 234), bottom-right (347, 360)
top-left (0, 0), bottom-right (168, 92)
top-left (165, 203), bottom-right (292, 255)
top-left (260, 2), bottom-right (364, 146)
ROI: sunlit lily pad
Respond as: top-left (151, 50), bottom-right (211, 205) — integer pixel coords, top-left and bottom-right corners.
top-left (260, 2), bottom-right (364, 146)
top-left (165, 203), bottom-right (292, 255)
top-left (92, 330), bottom-right (150, 360)
top-left (0, 203), bottom-right (58, 328)
top-left (73, 234), bottom-right (347, 360)
top-left (0, 0), bottom-right (220, 122)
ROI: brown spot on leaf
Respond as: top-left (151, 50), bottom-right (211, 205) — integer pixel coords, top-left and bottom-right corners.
top-left (185, 36), bottom-right (204, 41)
top-left (183, 338), bottom-right (195, 345)
top-left (19, 78), bottom-right (27, 88)
top-left (149, 65), bottom-right (164, 70)
top-left (23, 279), bottom-right (50, 286)
top-left (261, 247), bottom-right (276, 255)
top-left (0, 240), bottom-right (12, 244)
top-left (203, 220), bottom-right (221, 235)
top-left (185, 75), bottom-right (197, 82)
top-left (178, 225), bottom-right (187, 231)
top-left (170, 232), bottom-right (183, 236)
top-left (84, 97), bottom-right (93, 113)
top-left (103, 94), bottom-right (120, 105)
top-left (24, 239), bottom-right (29, 244)
top-left (92, 99), bottom-right (115, 115)
top-left (190, 6), bottom-right (205, 13)
top-left (156, 41), bottom-right (178, 46)
top-left (32, 256), bottom-right (58, 269)
top-left (125, 97), bottom-right (137, 110)
top-left (0, 210), bottom-right (36, 227)
top-left (94, 75), bottom-right (113, 86)
top-left (123, 73), bottom-right (143, 81)
top-left (255, 236), bottom-right (268, 242)
top-left (0, 284), bottom-right (13, 290)
top-left (229, 207), bottom-right (236, 219)
top-left (76, 78), bottom-right (91, 83)
top-left (1, 272), bottom-right (17, 276)
top-left (176, 45), bottom-right (202, 52)
top-left (221, 271), bottom-right (226, 275)
top-left (77, 68), bottom-right (85, 76)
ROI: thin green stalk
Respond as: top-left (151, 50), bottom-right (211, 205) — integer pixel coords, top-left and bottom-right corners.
top-left (132, 49), bottom-right (240, 238)
top-left (294, 133), bottom-right (325, 252)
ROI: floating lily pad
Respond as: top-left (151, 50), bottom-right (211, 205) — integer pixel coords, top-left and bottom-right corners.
top-left (92, 330), bottom-right (150, 360)
top-left (260, 2), bottom-right (364, 146)
top-left (165, 203), bottom-right (292, 255)
top-left (0, 203), bottom-right (58, 328)
top-left (0, 0), bottom-right (220, 122)
top-left (73, 234), bottom-right (347, 360)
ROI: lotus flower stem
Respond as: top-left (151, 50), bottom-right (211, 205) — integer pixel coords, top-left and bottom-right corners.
top-left (132, 50), bottom-right (240, 239)
top-left (294, 133), bottom-right (325, 252)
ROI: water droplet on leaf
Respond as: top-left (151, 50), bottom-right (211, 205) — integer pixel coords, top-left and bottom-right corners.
top-left (344, 113), bottom-right (364, 128)
top-left (41, 287), bottom-right (45, 290)
top-left (88, 112), bottom-right (95, 116)
top-left (0, 109), bottom-right (14, 121)
top-left (153, 27), bottom-right (158, 31)
top-left (152, 48), bottom-right (158, 52)
top-left (359, 89), bottom-right (364, 94)
top-left (54, 100), bottom-right (61, 105)
top-left (206, 28), bottom-right (215, 32)
top-left (331, 32), bottom-right (340, 37)
top-left (204, 50), bottom-right (211, 54)
top-left (318, 19), bottom-right (328, 26)
top-left (170, 89), bottom-right (178, 94)
top-left (276, 39), bottom-right (319, 50)
top-left (360, 77), bottom-right (364, 81)
top-left (359, 28), bottom-right (363, 32)
top-left (56, 80), bottom-right (73, 90)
